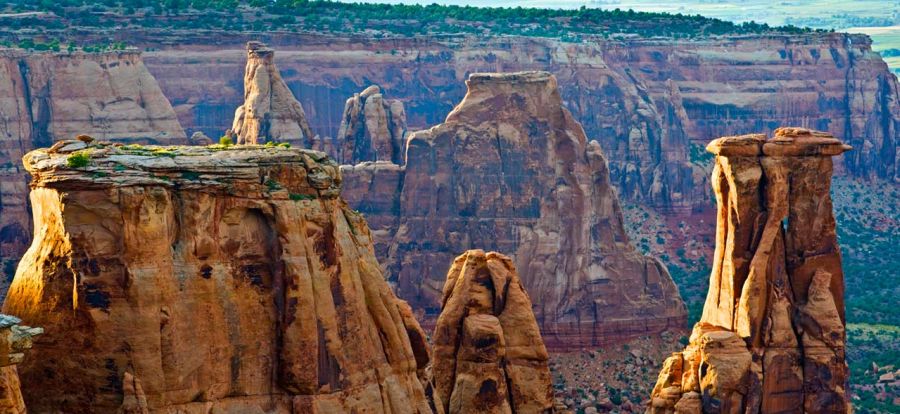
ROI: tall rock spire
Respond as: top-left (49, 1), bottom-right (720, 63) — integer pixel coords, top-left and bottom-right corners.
top-left (648, 128), bottom-right (852, 413)
top-left (231, 41), bottom-right (315, 147)
top-left (336, 85), bottom-right (408, 165)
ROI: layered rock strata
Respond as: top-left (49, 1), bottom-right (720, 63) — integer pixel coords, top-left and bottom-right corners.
top-left (6, 141), bottom-right (434, 413)
top-left (432, 250), bottom-right (554, 414)
top-left (344, 71), bottom-right (685, 349)
top-left (335, 85), bottom-right (408, 165)
top-left (0, 314), bottom-right (41, 414)
top-left (648, 128), bottom-right (851, 413)
top-left (0, 48), bottom-right (186, 280)
top-left (231, 41), bottom-right (315, 147)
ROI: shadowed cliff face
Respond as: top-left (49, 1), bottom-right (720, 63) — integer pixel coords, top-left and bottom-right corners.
top-left (4, 143), bottom-right (434, 413)
top-left (144, 32), bottom-right (899, 211)
top-left (344, 72), bottom-right (687, 350)
top-left (0, 49), bottom-right (186, 279)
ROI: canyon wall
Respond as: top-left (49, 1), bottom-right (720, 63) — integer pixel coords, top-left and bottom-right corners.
top-left (141, 31), bottom-right (899, 211)
top-left (648, 128), bottom-right (851, 413)
top-left (4, 141), bottom-right (434, 413)
top-left (343, 71), bottom-right (686, 349)
top-left (0, 49), bottom-right (186, 274)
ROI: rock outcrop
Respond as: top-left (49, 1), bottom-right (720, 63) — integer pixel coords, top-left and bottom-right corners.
top-left (5, 141), bottom-right (434, 413)
top-left (343, 71), bottom-right (685, 349)
top-left (648, 128), bottom-right (851, 413)
top-left (230, 41), bottom-right (315, 147)
top-left (432, 250), bottom-right (555, 414)
top-left (0, 314), bottom-right (41, 414)
top-left (335, 85), bottom-right (408, 165)
top-left (0, 48), bottom-right (186, 288)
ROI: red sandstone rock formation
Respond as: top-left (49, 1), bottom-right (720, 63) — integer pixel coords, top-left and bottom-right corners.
top-left (5, 141), bottom-right (434, 413)
top-left (343, 71), bottom-right (685, 349)
top-left (0, 314), bottom-right (41, 414)
top-left (432, 250), bottom-right (554, 414)
top-left (142, 32), bottom-right (899, 207)
top-left (0, 49), bottom-right (186, 285)
top-left (335, 85), bottom-right (408, 165)
top-left (648, 128), bottom-right (852, 413)
top-left (231, 41), bottom-right (315, 147)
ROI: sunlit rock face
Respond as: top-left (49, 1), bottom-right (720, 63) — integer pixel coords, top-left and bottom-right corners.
top-left (345, 71), bottom-right (686, 350)
top-left (0, 49), bottom-right (186, 285)
top-left (231, 41), bottom-right (315, 147)
top-left (648, 128), bottom-right (851, 413)
top-left (5, 142), bottom-right (434, 413)
top-left (432, 250), bottom-right (555, 414)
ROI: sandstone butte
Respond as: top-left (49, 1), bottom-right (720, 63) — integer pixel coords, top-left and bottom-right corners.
top-left (142, 31), bottom-right (900, 211)
top-left (432, 250), bottom-right (555, 414)
top-left (0, 48), bottom-right (187, 283)
top-left (648, 128), bottom-right (852, 413)
top-left (0, 314), bottom-right (42, 414)
top-left (230, 41), bottom-right (316, 147)
top-left (341, 71), bottom-right (686, 349)
top-left (4, 141), bottom-right (437, 413)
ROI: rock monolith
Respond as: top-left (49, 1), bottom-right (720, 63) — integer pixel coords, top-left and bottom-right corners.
top-left (648, 127), bottom-right (852, 413)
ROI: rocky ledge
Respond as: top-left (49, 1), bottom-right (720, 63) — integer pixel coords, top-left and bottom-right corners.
top-left (10, 140), bottom-right (434, 413)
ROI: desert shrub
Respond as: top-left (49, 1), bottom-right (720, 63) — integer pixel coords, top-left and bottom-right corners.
top-left (66, 151), bottom-right (91, 168)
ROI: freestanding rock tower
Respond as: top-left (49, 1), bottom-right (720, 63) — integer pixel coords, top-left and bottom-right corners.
top-left (648, 128), bottom-right (852, 413)
top-left (231, 41), bottom-right (315, 147)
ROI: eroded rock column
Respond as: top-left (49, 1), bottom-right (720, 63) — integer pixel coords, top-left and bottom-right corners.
top-left (432, 250), bottom-right (555, 414)
top-left (648, 128), bottom-right (851, 413)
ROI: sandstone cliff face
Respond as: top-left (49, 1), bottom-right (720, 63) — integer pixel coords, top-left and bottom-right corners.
top-left (0, 48), bottom-right (186, 284)
top-left (648, 128), bottom-right (851, 413)
top-left (344, 71), bottom-right (685, 349)
top-left (334, 85), bottom-right (408, 165)
top-left (432, 250), bottom-right (554, 414)
top-left (5, 142), bottom-right (433, 413)
top-left (231, 41), bottom-right (315, 147)
top-left (0, 314), bottom-right (41, 414)
top-left (144, 31), bottom-right (898, 211)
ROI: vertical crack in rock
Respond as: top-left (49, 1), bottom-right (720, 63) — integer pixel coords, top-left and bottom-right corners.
top-left (648, 127), bottom-right (852, 413)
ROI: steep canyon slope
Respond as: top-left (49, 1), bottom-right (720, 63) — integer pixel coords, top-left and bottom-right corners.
top-left (5, 141), bottom-right (435, 413)
top-left (0, 49), bottom-right (186, 279)
top-left (140, 31), bottom-right (899, 211)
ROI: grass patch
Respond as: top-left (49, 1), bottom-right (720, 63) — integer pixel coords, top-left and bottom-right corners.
top-left (66, 151), bottom-right (91, 168)
top-left (289, 193), bottom-right (315, 201)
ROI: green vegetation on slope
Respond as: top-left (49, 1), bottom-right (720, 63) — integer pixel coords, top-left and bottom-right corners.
top-left (0, 0), bottom-right (825, 41)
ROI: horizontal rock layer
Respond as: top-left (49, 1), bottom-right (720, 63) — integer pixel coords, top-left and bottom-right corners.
top-left (5, 142), bottom-right (434, 413)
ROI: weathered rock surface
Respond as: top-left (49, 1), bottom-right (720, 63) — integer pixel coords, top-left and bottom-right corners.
top-left (0, 314), bottom-right (42, 414)
top-left (347, 71), bottom-right (685, 349)
top-left (334, 85), bottom-right (408, 165)
top-left (0, 48), bottom-right (186, 288)
top-left (231, 41), bottom-right (315, 147)
top-left (648, 128), bottom-right (851, 413)
top-left (432, 250), bottom-right (554, 414)
top-left (5, 142), bottom-right (434, 413)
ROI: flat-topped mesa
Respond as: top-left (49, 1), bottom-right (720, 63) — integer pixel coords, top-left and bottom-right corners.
top-left (0, 314), bottom-right (42, 414)
top-left (393, 71), bottom-right (685, 349)
top-left (7, 141), bottom-right (435, 413)
top-left (231, 41), bottom-right (315, 147)
top-left (336, 85), bottom-right (408, 165)
top-left (649, 128), bottom-right (851, 414)
top-left (432, 250), bottom-right (555, 414)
